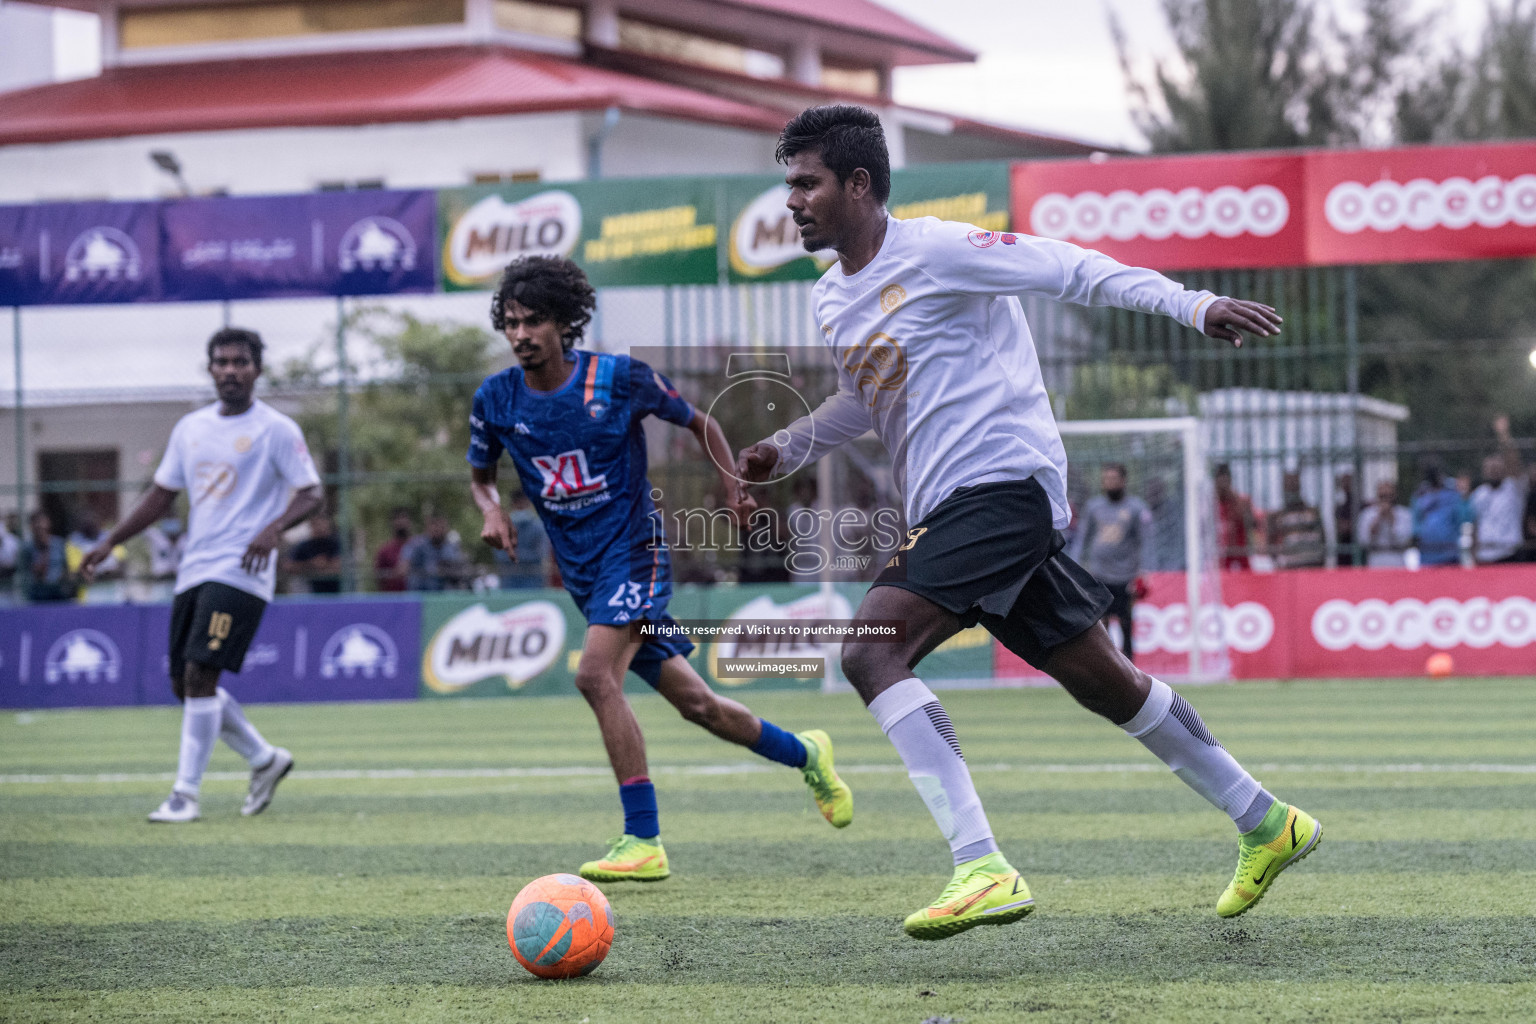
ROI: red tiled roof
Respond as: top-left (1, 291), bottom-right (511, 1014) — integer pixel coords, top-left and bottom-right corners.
top-left (0, 46), bottom-right (790, 145)
top-left (712, 0), bottom-right (973, 62)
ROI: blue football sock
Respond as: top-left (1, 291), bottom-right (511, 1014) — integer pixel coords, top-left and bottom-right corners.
top-left (751, 719), bottom-right (808, 768)
top-left (618, 777), bottom-right (659, 839)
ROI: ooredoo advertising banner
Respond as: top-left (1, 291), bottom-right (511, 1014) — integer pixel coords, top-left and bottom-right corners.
top-left (160, 190), bottom-right (436, 300)
top-left (1305, 142), bottom-right (1536, 265)
top-left (1011, 152), bottom-right (1307, 270)
top-left (0, 200), bottom-right (162, 305)
top-left (994, 566), bottom-right (1536, 681)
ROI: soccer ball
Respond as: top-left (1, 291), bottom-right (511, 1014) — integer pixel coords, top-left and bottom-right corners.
top-left (507, 873), bottom-right (615, 979)
top-left (1426, 652), bottom-right (1455, 678)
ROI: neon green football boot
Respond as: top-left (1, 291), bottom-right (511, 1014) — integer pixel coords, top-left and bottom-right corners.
top-left (797, 729), bottom-right (853, 828)
top-left (902, 852), bottom-right (1035, 940)
top-left (579, 834), bottom-right (670, 883)
top-left (1217, 802), bottom-right (1322, 917)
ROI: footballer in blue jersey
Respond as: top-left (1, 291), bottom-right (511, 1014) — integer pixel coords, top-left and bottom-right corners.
top-left (467, 256), bottom-right (853, 883)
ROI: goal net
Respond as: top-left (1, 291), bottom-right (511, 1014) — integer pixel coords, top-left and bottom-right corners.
top-left (1055, 418), bottom-right (1231, 682)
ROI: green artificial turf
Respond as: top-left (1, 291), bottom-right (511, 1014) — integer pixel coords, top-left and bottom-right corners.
top-left (2, 678), bottom-right (1533, 1023)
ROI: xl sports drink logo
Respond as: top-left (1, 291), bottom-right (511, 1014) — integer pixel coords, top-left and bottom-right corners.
top-left (422, 601), bottom-right (567, 693)
top-left (443, 191), bottom-right (581, 287)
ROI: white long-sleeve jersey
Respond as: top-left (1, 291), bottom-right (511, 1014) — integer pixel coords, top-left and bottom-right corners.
top-left (768, 216), bottom-right (1219, 529)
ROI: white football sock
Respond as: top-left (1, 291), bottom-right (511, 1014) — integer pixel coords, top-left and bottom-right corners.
top-left (217, 687), bottom-right (275, 768)
top-left (174, 696), bottom-right (222, 797)
top-left (869, 678), bottom-right (1000, 865)
top-left (1122, 677), bottom-right (1275, 832)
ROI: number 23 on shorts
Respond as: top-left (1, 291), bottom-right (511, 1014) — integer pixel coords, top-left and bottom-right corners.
top-left (607, 582), bottom-right (645, 610)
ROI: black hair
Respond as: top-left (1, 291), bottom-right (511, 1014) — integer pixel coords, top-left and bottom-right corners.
top-left (207, 327), bottom-right (264, 371)
top-left (1213, 462), bottom-right (1232, 478)
top-left (776, 104), bottom-right (891, 205)
top-left (490, 255), bottom-right (596, 351)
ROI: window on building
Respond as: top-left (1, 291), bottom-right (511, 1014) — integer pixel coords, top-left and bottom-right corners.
top-left (119, 0), bottom-right (467, 49)
top-left (471, 171), bottom-right (543, 184)
top-left (494, 0), bottom-right (580, 40)
top-left (616, 17), bottom-right (785, 79)
top-left (317, 179), bottom-right (386, 191)
top-left (821, 61), bottom-right (881, 97)
top-left (37, 450), bottom-right (119, 535)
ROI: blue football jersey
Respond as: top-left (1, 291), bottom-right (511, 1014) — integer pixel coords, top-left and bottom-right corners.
top-left (467, 350), bottom-right (695, 602)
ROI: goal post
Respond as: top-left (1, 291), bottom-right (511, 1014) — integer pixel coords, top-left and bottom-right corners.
top-left (1057, 417), bottom-right (1230, 683)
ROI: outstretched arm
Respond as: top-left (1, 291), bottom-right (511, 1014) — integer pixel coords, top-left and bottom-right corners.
top-left (241, 485), bottom-right (323, 574)
top-left (80, 484), bottom-right (178, 581)
top-left (735, 387), bottom-right (871, 502)
top-left (688, 409), bottom-right (755, 520)
top-left (471, 464), bottom-right (517, 555)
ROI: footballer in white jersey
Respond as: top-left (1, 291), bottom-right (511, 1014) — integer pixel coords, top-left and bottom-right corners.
top-left (83, 329), bottom-right (323, 824)
top-left (736, 105), bottom-right (1319, 939)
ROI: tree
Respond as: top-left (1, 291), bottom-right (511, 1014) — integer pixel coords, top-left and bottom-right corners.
top-left (276, 310), bottom-right (502, 587)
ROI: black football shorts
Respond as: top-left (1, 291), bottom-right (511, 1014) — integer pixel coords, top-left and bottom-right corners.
top-left (168, 581), bottom-right (268, 691)
top-left (873, 477), bottom-right (1112, 669)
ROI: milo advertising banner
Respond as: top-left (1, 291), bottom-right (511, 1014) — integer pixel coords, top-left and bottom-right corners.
top-left (438, 177), bottom-right (720, 290)
top-left (724, 162), bottom-right (1012, 283)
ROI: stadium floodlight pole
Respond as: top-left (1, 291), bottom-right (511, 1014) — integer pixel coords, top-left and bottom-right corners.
top-left (12, 306), bottom-right (23, 603)
top-left (334, 295), bottom-right (354, 593)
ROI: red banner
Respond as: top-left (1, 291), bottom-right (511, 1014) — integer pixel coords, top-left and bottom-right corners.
top-left (1011, 142), bottom-right (1536, 268)
top-left (1306, 142), bottom-right (1536, 265)
top-left (1011, 152), bottom-right (1307, 269)
top-left (994, 565), bottom-right (1536, 681)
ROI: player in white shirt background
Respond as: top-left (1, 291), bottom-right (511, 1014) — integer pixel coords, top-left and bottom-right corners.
top-left (83, 328), bottom-right (324, 823)
top-left (736, 105), bottom-right (1321, 939)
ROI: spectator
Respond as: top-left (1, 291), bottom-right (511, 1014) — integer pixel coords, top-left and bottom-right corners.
top-left (146, 517), bottom-right (186, 581)
top-left (374, 507), bottom-right (414, 592)
top-left (1268, 471), bottom-right (1326, 569)
top-left (67, 512), bottom-right (124, 580)
top-left (20, 510), bottom-right (73, 602)
top-left (494, 491), bottom-right (549, 589)
top-left (1356, 480), bottom-right (1413, 568)
top-left (1523, 464), bottom-right (1536, 562)
top-left (402, 513), bottom-right (467, 591)
top-left (286, 512), bottom-right (343, 593)
top-left (1470, 415), bottom-right (1528, 566)
top-left (1069, 463), bottom-right (1151, 661)
top-left (1142, 475), bottom-right (1185, 571)
top-left (0, 513), bottom-right (19, 593)
top-left (1412, 463), bottom-right (1474, 567)
top-left (1214, 463), bottom-right (1261, 570)
top-left (1333, 471), bottom-right (1356, 566)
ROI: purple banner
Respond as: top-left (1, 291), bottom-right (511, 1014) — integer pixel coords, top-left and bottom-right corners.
top-left (0, 201), bottom-right (162, 305)
top-left (160, 190), bottom-right (436, 300)
top-left (0, 598), bottom-right (421, 709)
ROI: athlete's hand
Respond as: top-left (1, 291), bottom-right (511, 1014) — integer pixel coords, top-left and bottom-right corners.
top-left (78, 543), bottom-right (114, 583)
top-left (724, 478), bottom-right (758, 524)
top-left (242, 524), bottom-right (282, 574)
top-left (481, 508), bottom-right (517, 556)
top-left (1202, 298), bottom-right (1282, 347)
top-left (735, 443), bottom-right (780, 485)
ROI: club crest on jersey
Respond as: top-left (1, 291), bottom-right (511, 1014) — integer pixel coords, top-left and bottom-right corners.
top-left (585, 399), bottom-right (609, 419)
top-left (879, 283), bottom-right (906, 313)
top-left (967, 229), bottom-right (1000, 248)
top-left (532, 449), bottom-right (608, 501)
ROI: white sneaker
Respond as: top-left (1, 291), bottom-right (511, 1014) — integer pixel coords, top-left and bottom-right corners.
top-left (241, 747), bottom-right (294, 817)
top-left (148, 791), bottom-right (200, 823)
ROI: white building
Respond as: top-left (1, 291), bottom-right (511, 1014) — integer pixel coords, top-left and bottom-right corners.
top-left (0, 0), bottom-right (1104, 530)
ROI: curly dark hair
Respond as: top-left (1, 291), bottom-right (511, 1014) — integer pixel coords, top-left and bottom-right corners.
top-left (489, 255), bottom-right (596, 351)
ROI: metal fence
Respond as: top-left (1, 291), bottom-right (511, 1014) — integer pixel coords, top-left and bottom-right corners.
top-left (4, 265), bottom-right (1533, 603)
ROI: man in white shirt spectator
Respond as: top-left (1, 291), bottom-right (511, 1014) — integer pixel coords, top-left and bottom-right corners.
top-left (1356, 480), bottom-right (1413, 568)
top-left (1470, 415), bottom-right (1527, 565)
